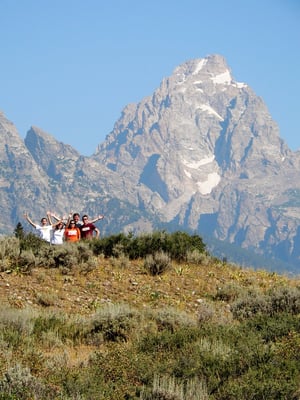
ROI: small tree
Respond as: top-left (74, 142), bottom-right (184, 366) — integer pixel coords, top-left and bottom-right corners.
top-left (14, 222), bottom-right (25, 240)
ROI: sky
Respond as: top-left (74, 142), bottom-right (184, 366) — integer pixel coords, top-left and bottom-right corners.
top-left (0, 0), bottom-right (299, 156)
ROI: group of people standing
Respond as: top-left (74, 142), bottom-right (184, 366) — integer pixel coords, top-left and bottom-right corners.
top-left (23, 211), bottom-right (104, 245)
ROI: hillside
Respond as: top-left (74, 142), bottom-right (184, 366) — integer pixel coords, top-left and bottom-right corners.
top-left (2, 253), bottom-right (296, 317)
top-left (0, 233), bottom-right (300, 399)
top-left (0, 258), bottom-right (300, 318)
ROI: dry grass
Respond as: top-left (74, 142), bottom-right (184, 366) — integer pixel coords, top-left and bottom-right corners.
top-left (0, 256), bottom-right (300, 399)
top-left (0, 257), bottom-right (297, 318)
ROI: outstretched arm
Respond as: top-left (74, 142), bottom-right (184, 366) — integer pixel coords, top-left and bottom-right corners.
top-left (90, 215), bottom-right (105, 224)
top-left (23, 212), bottom-right (36, 228)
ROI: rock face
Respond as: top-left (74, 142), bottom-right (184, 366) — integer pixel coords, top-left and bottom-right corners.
top-left (0, 113), bottom-right (52, 226)
top-left (1, 54), bottom-right (300, 271)
top-left (93, 55), bottom-right (300, 265)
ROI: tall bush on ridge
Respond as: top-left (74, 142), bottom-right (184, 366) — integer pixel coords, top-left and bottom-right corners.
top-left (163, 231), bottom-right (206, 261)
top-left (90, 233), bottom-right (131, 257)
top-left (14, 222), bottom-right (25, 240)
top-left (131, 231), bottom-right (206, 261)
top-left (0, 230), bottom-right (207, 273)
top-left (89, 230), bottom-right (206, 261)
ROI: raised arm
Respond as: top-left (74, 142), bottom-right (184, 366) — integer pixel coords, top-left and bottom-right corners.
top-left (90, 215), bottom-right (105, 224)
top-left (52, 218), bottom-right (64, 228)
top-left (23, 212), bottom-right (36, 228)
top-left (47, 211), bottom-right (53, 225)
top-left (51, 212), bottom-right (62, 222)
top-left (65, 212), bottom-right (73, 228)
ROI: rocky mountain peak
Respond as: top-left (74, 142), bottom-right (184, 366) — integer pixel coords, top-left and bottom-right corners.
top-left (24, 126), bottom-right (81, 183)
top-left (1, 55), bottom-right (300, 272)
top-left (94, 54), bottom-right (289, 206)
top-left (171, 54), bottom-right (234, 87)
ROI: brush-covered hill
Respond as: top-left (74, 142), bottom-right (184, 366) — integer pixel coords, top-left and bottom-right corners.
top-left (0, 231), bottom-right (300, 399)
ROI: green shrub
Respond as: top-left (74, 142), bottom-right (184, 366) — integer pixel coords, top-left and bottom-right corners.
top-left (110, 253), bottom-right (130, 269)
top-left (150, 307), bottom-right (197, 333)
top-left (269, 286), bottom-right (300, 315)
top-left (19, 233), bottom-right (48, 255)
top-left (139, 327), bottom-right (200, 354)
top-left (216, 355), bottom-right (300, 399)
top-left (232, 286), bottom-right (300, 320)
top-left (16, 249), bottom-right (36, 273)
top-left (0, 364), bottom-right (55, 400)
top-left (186, 249), bottom-right (210, 265)
top-left (76, 241), bottom-right (94, 263)
top-left (231, 290), bottom-right (271, 320)
top-left (88, 303), bottom-right (139, 343)
top-left (14, 222), bottom-right (25, 240)
top-left (90, 233), bottom-right (130, 257)
top-left (0, 236), bottom-right (20, 272)
top-left (31, 311), bottom-right (88, 345)
top-left (214, 283), bottom-right (244, 302)
top-left (0, 231), bottom-right (207, 275)
top-left (197, 300), bottom-right (215, 323)
top-left (33, 313), bottom-right (66, 336)
top-left (131, 231), bottom-right (206, 262)
top-left (162, 231), bottom-right (206, 262)
top-left (144, 251), bottom-right (172, 276)
top-left (141, 374), bottom-right (209, 400)
top-left (0, 306), bottom-right (37, 337)
top-left (245, 312), bottom-right (300, 342)
top-left (90, 231), bottom-right (206, 262)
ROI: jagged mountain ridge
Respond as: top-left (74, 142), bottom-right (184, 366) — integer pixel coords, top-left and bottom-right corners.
top-left (93, 55), bottom-right (300, 266)
top-left (1, 54), bottom-right (300, 271)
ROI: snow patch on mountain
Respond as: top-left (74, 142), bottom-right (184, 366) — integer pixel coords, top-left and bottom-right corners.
top-left (197, 172), bottom-right (221, 194)
top-left (184, 169), bottom-right (192, 178)
top-left (198, 105), bottom-right (224, 120)
top-left (181, 155), bottom-right (215, 169)
top-left (234, 81), bottom-right (247, 88)
top-left (211, 70), bottom-right (232, 85)
top-left (193, 59), bottom-right (208, 75)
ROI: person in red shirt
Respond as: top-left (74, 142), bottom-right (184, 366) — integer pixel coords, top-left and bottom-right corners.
top-left (64, 220), bottom-right (81, 242)
top-left (72, 212), bottom-right (104, 229)
top-left (80, 215), bottom-right (100, 239)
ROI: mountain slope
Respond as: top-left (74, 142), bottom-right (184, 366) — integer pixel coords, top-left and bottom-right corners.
top-left (92, 55), bottom-right (300, 268)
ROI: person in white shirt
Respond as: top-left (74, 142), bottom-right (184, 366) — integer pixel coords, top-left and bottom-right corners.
top-left (50, 221), bottom-right (65, 245)
top-left (23, 212), bottom-right (63, 244)
top-left (23, 213), bottom-right (52, 242)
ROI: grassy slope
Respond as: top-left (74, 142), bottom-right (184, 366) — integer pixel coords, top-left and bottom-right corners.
top-left (1, 256), bottom-right (300, 399)
top-left (1, 257), bottom-right (296, 317)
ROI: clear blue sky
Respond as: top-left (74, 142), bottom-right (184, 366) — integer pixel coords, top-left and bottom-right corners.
top-left (0, 0), bottom-right (299, 155)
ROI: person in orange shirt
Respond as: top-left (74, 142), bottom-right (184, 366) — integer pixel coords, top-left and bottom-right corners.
top-left (64, 220), bottom-right (81, 242)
